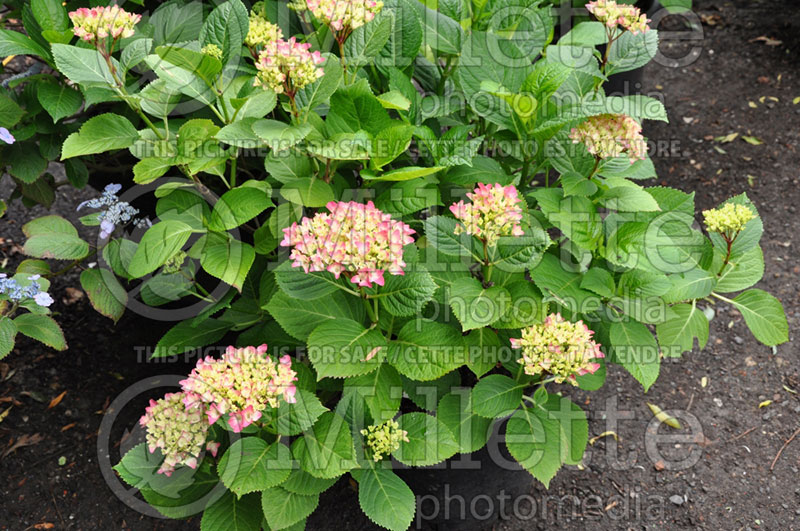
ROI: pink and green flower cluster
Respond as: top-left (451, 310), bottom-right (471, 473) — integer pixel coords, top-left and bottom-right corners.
top-left (68, 5), bottom-right (141, 43)
top-left (138, 392), bottom-right (220, 476)
top-left (254, 37), bottom-right (325, 94)
top-left (180, 345), bottom-right (298, 433)
top-left (281, 200), bottom-right (415, 288)
top-left (510, 313), bottom-right (604, 385)
top-left (586, 0), bottom-right (650, 35)
top-left (449, 183), bottom-right (524, 246)
top-left (305, 0), bottom-right (384, 32)
top-left (569, 113), bottom-right (647, 163)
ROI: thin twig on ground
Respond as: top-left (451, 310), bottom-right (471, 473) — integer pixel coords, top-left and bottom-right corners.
top-left (729, 426), bottom-right (757, 442)
top-left (769, 427), bottom-right (800, 471)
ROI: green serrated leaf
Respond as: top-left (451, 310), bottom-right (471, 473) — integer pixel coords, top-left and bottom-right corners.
top-left (217, 439), bottom-right (292, 496)
top-left (13, 313), bottom-right (66, 351)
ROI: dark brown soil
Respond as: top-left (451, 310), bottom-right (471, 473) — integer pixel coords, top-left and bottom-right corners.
top-left (1, 0), bottom-right (798, 529)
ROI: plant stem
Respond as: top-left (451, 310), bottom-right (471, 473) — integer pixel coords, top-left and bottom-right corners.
top-left (229, 155), bottom-right (237, 188)
top-left (362, 288), bottom-right (378, 323)
top-left (589, 156), bottom-right (601, 179)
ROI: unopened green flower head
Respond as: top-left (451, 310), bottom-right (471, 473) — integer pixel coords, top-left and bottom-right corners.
top-left (702, 203), bottom-right (754, 235)
top-left (201, 44), bottom-right (223, 59)
top-left (360, 420), bottom-right (409, 461)
top-left (161, 250), bottom-right (187, 274)
top-left (246, 10), bottom-right (283, 48)
top-left (510, 313), bottom-right (604, 386)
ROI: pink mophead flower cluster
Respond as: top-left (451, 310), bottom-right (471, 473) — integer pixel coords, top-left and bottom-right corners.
top-left (280, 200), bottom-right (415, 288)
top-left (68, 5), bottom-right (141, 43)
top-left (449, 183), bottom-right (524, 246)
top-left (254, 37), bottom-right (325, 94)
top-left (510, 313), bottom-right (605, 386)
top-left (569, 113), bottom-right (647, 163)
top-left (586, 0), bottom-right (650, 35)
top-left (180, 345), bottom-right (298, 433)
top-left (138, 392), bottom-right (220, 476)
top-left (305, 0), bottom-right (384, 32)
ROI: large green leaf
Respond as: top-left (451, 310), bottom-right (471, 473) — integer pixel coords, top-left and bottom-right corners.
top-left (358, 465), bottom-right (416, 531)
top-left (251, 120), bottom-right (313, 152)
top-left (151, 318), bottom-right (232, 358)
top-left (61, 113), bottom-right (140, 159)
top-left (471, 374), bottom-right (524, 418)
top-left (199, 0), bottom-right (249, 64)
top-left (52, 44), bottom-right (117, 84)
top-left (201, 491), bottom-right (263, 531)
top-left (656, 303), bottom-right (709, 357)
top-left (371, 270), bottom-right (437, 317)
top-left (261, 486), bottom-right (319, 531)
top-left (714, 246), bottom-right (764, 293)
top-left (293, 412), bottom-right (357, 479)
top-left (79, 269), bottom-right (127, 323)
top-left (505, 394), bottom-right (588, 487)
top-left (730, 289), bottom-right (788, 346)
top-left (448, 277), bottom-right (509, 331)
top-left (530, 253), bottom-right (594, 313)
top-left (606, 29), bottom-right (659, 76)
top-left (343, 363), bottom-right (403, 423)
top-left (388, 320), bottom-right (465, 381)
top-left (437, 392), bottom-right (493, 453)
top-left (265, 289), bottom-right (364, 341)
top-left (280, 177), bottom-right (335, 208)
top-left (344, 14), bottom-right (392, 69)
top-left (423, 215), bottom-right (481, 262)
top-left (609, 320), bottom-right (660, 391)
top-left (0, 317), bottom-right (18, 360)
top-left (208, 185), bottom-right (272, 231)
top-left (307, 319), bottom-right (387, 379)
top-left (127, 220), bottom-right (193, 278)
top-left (272, 389), bottom-right (328, 436)
top-left (273, 261), bottom-right (344, 300)
top-left (37, 81), bottom-right (82, 123)
top-left (0, 29), bottom-right (51, 59)
top-left (22, 215), bottom-right (89, 260)
top-left (200, 233), bottom-right (256, 292)
top-left (217, 439), bottom-right (292, 496)
top-left (394, 412), bottom-right (459, 466)
top-left (13, 313), bottom-right (66, 350)
top-left (295, 55), bottom-right (343, 112)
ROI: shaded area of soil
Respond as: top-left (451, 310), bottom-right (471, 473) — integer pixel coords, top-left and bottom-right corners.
top-left (1, 0), bottom-right (798, 529)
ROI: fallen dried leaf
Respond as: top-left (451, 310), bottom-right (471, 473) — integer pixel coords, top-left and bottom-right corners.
top-left (20, 390), bottom-right (46, 403)
top-left (32, 524), bottom-right (55, 530)
top-left (742, 136), bottom-right (763, 145)
top-left (648, 403), bottom-right (682, 429)
top-left (758, 400), bottom-right (772, 408)
top-left (701, 376), bottom-right (708, 388)
top-left (749, 35), bottom-right (782, 46)
top-left (60, 422), bottom-right (77, 432)
top-left (589, 431), bottom-right (619, 445)
top-left (62, 287), bottom-right (84, 305)
top-left (748, 101), bottom-right (758, 108)
top-left (794, 96), bottom-right (800, 105)
top-left (747, 175), bottom-right (757, 187)
top-left (0, 406), bottom-right (11, 423)
top-left (48, 391), bottom-right (67, 410)
top-left (714, 132), bottom-right (738, 143)
top-left (654, 460), bottom-right (666, 471)
top-left (2, 432), bottom-right (44, 457)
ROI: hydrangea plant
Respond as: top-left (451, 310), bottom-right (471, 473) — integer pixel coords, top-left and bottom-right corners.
top-left (1, 0), bottom-right (789, 529)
